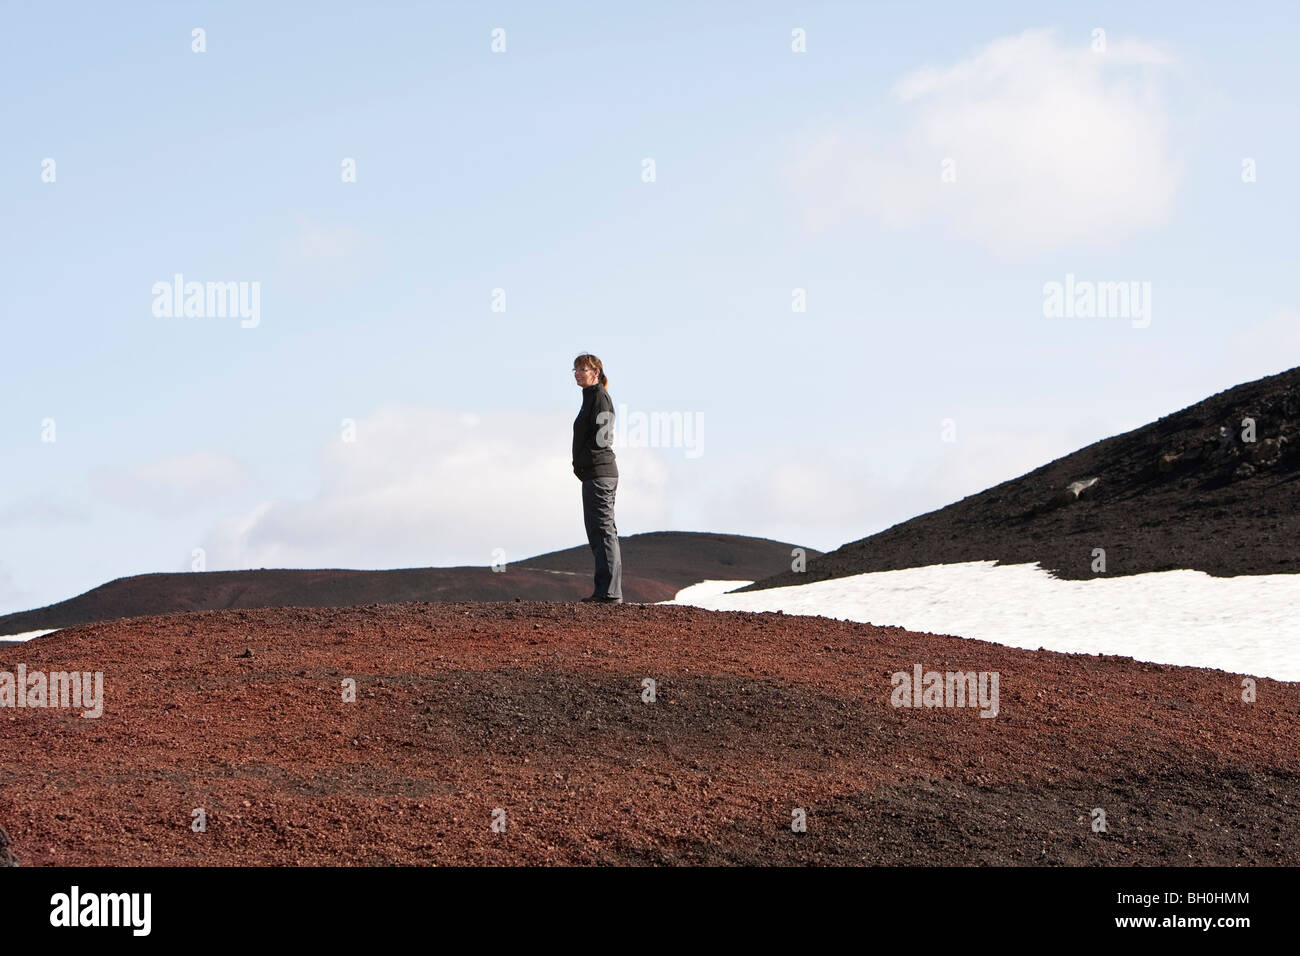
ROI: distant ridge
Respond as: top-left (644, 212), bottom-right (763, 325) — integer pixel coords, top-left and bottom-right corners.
top-left (0, 531), bottom-right (817, 636)
top-left (739, 367), bottom-right (1300, 592)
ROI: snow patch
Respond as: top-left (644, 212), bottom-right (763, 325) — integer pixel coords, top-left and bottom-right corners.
top-left (662, 562), bottom-right (1300, 682)
top-left (659, 580), bottom-right (755, 604)
top-left (0, 628), bottom-right (61, 642)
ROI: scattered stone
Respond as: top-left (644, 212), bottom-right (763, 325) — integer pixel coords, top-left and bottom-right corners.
top-left (1249, 437), bottom-right (1283, 464)
top-left (0, 826), bottom-right (20, 867)
top-left (1050, 476), bottom-right (1100, 507)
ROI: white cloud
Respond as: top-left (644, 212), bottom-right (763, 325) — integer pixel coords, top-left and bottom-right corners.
top-left (699, 409), bottom-right (1142, 554)
top-left (205, 404), bottom-right (671, 570)
top-left (790, 28), bottom-right (1179, 256)
top-left (92, 452), bottom-right (250, 514)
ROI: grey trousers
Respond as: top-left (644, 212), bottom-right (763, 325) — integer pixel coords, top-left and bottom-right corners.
top-left (581, 476), bottom-right (622, 599)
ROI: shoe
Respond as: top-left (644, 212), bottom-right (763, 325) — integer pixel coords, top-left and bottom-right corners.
top-left (581, 594), bottom-right (623, 603)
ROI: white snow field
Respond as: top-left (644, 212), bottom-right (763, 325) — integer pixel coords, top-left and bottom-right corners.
top-left (0, 629), bottom-right (61, 642)
top-left (659, 562), bottom-right (1300, 682)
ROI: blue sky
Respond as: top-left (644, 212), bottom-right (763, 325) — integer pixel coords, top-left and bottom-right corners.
top-left (3, 0), bottom-right (1298, 615)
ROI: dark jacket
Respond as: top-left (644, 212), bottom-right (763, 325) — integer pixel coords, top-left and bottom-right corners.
top-left (573, 384), bottom-right (618, 480)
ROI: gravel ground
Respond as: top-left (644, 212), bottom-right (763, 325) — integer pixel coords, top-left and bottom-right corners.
top-left (1, 600), bottom-right (1296, 866)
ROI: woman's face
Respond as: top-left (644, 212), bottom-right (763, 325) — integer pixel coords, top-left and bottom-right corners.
top-left (573, 365), bottom-right (598, 387)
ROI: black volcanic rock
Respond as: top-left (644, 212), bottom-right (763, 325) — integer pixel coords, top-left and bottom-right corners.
top-left (0, 532), bottom-right (819, 636)
top-left (740, 367), bottom-right (1300, 591)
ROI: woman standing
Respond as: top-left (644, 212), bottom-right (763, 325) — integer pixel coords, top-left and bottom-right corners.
top-left (572, 353), bottom-right (622, 603)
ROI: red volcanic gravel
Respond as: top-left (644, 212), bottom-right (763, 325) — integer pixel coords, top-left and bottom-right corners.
top-left (1, 601), bottom-right (1297, 866)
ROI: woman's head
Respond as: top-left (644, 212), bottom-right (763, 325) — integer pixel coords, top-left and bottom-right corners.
top-left (573, 352), bottom-right (609, 389)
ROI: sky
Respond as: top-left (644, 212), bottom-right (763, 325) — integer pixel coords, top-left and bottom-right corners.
top-left (3, 0), bottom-right (1298, 615)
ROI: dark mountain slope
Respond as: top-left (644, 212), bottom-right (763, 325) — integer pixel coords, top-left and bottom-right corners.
top-left (0, 531), bottom-right (818, 635)
top-left (740, 367), bottom-right (1300, 591)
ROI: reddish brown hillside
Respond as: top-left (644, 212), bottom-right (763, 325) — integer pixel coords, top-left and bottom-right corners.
top-left (0, 601), bottom-right (1295, 865)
